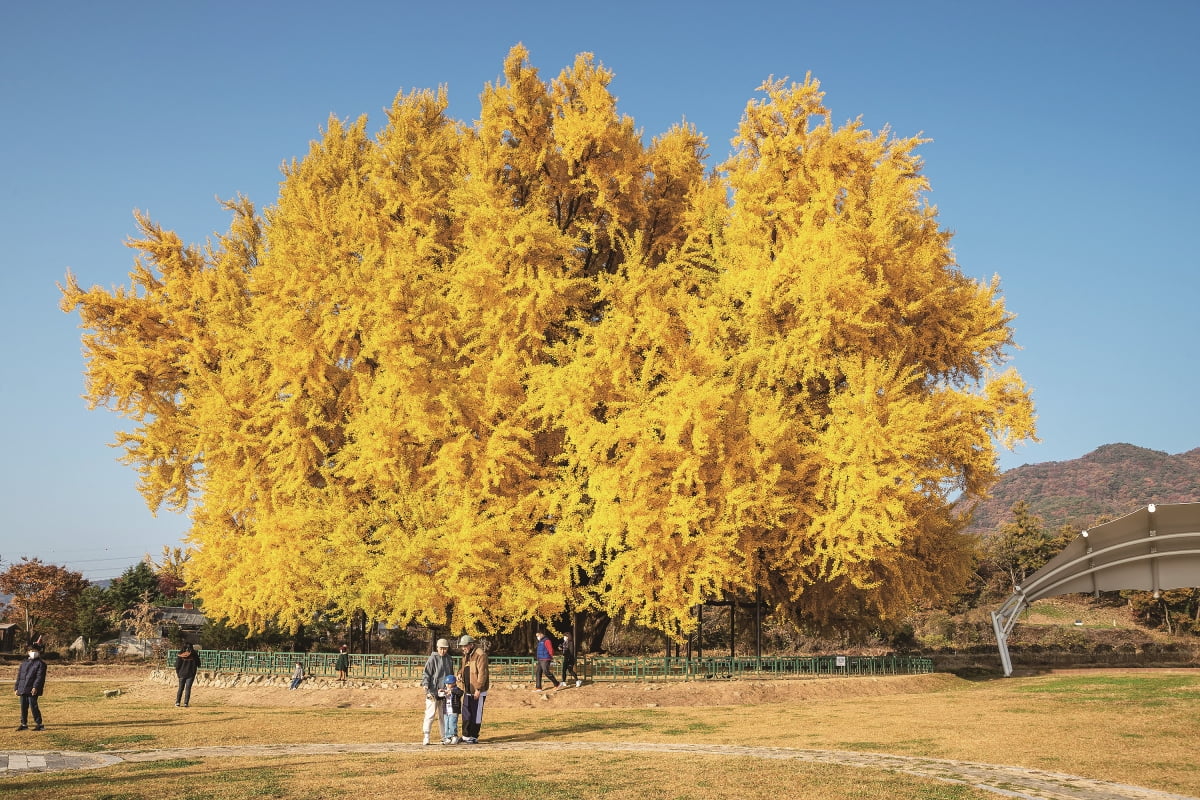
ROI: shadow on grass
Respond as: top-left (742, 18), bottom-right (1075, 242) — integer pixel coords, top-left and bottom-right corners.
top-left (45, 732), bottom-right (157, 752)
top-left (48, 713), bottom-right (249, 730)
top-left (484, 717), bottom-right (654, 743)
top-left (948, 667), bottom-right (1011, 682)
top-left (3, 757), bottom-right (335, 799)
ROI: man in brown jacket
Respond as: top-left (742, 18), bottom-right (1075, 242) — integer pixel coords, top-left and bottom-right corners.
top-left (457, 634), bottom-right (489, 743)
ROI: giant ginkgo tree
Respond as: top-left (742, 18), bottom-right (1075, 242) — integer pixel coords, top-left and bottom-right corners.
top-left (61, 46), bottom-right (1035, 638)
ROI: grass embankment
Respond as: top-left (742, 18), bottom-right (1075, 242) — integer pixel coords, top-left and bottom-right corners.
top-left (2, 670), bottom-right (1197, 799)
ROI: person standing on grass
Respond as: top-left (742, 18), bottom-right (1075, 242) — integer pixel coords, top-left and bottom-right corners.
top-left (421, 638), bottom-right (454, 746)
top-left (561, 631), bottom-right (581, 687)
top-left (458, 634), bottom-right (490, 744)
top-left (174, 643), bottom-right (199, 707)
top-left (533, 630), bottom-right (562, 691)
top-left (335, 644), bottom-right (350, 681)
top-left (14, 642), bottom-right (47, 731)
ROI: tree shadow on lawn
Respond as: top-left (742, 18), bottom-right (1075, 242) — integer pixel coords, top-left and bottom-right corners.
top-left (51, 713), bottom-right (247, 729)
top-left (6, 758), bottom-right (328, 797)
top-left (484, 716), bottom-right (654, 743)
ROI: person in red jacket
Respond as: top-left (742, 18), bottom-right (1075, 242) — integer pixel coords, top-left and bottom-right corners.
top-left (533, 630), bottom-right (562, 690)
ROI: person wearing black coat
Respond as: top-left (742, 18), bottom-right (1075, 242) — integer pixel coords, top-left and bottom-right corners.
top-left (14, 643), bottom-right (47, 731)
top-left (174, 643), bottom-right (200, 707)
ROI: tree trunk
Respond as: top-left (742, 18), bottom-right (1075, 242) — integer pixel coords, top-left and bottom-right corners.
top-left (579, 611), bottom-right (611, 654)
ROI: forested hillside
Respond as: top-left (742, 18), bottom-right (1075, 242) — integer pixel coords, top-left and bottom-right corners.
top-left (965, 444), bottom-right (1200, 534)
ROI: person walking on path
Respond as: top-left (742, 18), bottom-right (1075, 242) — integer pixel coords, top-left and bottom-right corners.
top-left (458, 634), bottom-right (490, 743)
top-left (533, 630), bottom-right (562, 691)
top-left (561, 631), bottom-right (581, 687)
top-left (174, 643), bottom-right (199, 707)
top-left (421, 638), bottom-right (455, 746)
top-left (334, 645), bottom-right (350, 681)
top-left (14, 642), bottom-right (47, 731)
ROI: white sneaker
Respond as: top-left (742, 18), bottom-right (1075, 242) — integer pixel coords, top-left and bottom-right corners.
top-left (451, 736), bottom-right (459, 744)
top-left (576, 680), bottom-right (582, 687)
top-left (422, 734), bottom-right (430, 746)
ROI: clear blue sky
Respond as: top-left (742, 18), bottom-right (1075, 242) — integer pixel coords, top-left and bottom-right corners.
top-left (2, 1), bottom-right (1197, 582)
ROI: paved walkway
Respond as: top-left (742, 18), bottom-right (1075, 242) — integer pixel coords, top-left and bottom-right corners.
top-left (2, 741), bottom-right (1195, 800)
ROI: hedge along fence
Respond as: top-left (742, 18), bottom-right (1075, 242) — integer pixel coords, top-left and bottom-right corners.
top-left (168, 650), bottom-right (934, 682)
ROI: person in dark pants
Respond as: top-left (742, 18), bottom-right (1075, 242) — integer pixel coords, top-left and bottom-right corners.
top-left (335, 645), bottom-right (350, 681)
top-left (174, 643), bottom-right (199, 707)
top-left (533, 631), bottom-right (562, 690)
top-left (561, 631), bottom-right (581, 687)
top-left (14, 642), bottom-right (47, 731)
top-left (458, 635), bottom-right (490, 743)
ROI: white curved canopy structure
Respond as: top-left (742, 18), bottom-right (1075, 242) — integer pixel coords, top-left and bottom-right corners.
top-left (991, 502), bottom-right (1200, 676)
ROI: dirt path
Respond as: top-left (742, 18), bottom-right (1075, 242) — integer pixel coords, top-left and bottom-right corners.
top-left (3, 740), bottom-right (1196, 800)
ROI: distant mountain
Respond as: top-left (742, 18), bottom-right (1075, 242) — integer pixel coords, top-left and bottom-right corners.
top-left (963, 444), bottom-right (1200, 534)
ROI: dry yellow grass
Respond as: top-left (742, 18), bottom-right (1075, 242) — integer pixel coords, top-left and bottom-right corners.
top-left (11, 750), bottom-right (999, 800)
top-left (2, 667), bottom-right (1197, 799)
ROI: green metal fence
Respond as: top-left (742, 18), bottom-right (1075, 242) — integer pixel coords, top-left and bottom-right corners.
top-left (169, 650), bottom-right (933, 681)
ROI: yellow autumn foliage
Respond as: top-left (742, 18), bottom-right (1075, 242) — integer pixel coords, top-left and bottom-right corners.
top-left (60, 47), bottom-right (1035, 637)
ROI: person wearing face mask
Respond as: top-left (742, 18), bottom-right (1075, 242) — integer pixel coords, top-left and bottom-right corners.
top-left (14, 642), bottom-right (47, 731)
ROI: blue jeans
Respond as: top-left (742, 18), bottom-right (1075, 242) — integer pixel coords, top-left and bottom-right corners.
top-left (442, 712), bottom-right (459, 740)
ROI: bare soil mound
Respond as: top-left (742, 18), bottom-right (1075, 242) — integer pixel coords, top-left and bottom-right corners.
top-left (137, 670), bottom-right (967, 710)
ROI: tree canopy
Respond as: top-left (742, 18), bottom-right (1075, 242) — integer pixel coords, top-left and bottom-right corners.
top-left (60, 45), bottom-right (1035, 638)
top-left (0, 557), bottom-right (88, 644)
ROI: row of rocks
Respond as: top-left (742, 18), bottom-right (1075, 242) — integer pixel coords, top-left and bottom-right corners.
top-left (148, 669), bottom-right (422, 691)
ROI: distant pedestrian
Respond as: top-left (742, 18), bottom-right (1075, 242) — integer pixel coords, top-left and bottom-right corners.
top-left (421, 638), bottom-right (454, 746)
top-left (561, 631), bottom-right (581, 687)
top-left (458, 634), bottom-right (490, 743)
top-left (335, 645), bottom-right (350, 681)
top-left (289, 662), bottom-right (305, 690)
top-left (15, 642), bottom-right (47, 731)
top-left (439, 674), bottom-right (464, 744)
top-left (174, 643), bottom-right (199, 707)
top-left (533, 630), bottom-right (562, 690)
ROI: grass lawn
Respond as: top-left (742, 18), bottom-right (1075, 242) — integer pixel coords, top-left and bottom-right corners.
top-left (2, 669), bottom-right (1197, 799)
